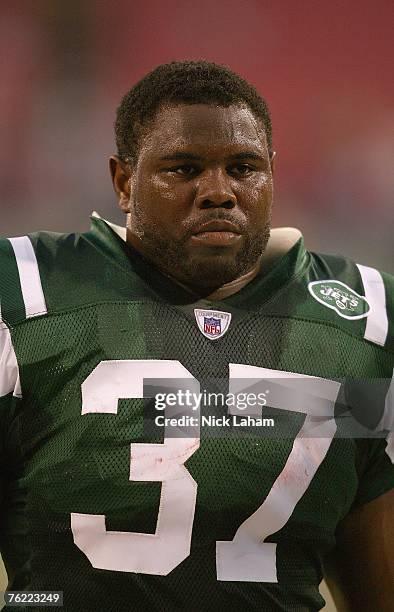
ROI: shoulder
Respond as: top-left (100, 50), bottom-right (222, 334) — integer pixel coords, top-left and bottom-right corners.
top-left (307, 247), bottom-right (393, 350)
top-left (0, 229), bottom-right (87, 271)
top-left (0, 230), bottom-right (92, 327)
top-left (265, 227), bottom-right (393, 320)
top-left (264, 228), bottom-right (393, 353)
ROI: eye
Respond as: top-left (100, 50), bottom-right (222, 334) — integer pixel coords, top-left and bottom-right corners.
top-left (229, 163), bottom-right (255, 176)
top-left (168, 165), bottom-right (199, 176)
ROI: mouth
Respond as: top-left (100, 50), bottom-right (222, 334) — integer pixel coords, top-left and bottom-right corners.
top-left (190, 220), bottom-right (242, 248)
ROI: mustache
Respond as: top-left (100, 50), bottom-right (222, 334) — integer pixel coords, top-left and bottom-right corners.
top-left (182, 213), bottom-right (247, 238)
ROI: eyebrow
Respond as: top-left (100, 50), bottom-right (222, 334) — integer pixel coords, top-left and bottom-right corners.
top-left (158, 151), bottom-right (266, 162)
top-left (159, 152), bottom-right (204, 161)
top-left (227, 152), bottom-right (265, 161)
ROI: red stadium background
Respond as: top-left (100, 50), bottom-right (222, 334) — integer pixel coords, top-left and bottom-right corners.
top-left (1, 1), bottom-right (393, 271)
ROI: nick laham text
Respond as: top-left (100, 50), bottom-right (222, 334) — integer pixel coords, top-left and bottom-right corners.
top-left (155, 415), bottom-right (275, 427)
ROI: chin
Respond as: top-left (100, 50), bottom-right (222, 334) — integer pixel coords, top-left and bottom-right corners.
top-left (182, 252), bottom-right (251, 288)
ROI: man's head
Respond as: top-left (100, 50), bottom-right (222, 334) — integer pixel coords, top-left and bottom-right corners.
top-left (110, 61), bottom-right (275, 295)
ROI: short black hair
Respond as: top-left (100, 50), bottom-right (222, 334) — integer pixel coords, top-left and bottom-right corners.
top-left (115, 60), bottom-right (272, 164)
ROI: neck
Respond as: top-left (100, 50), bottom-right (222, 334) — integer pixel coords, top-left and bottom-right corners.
top-left (205, 260), bottom-right (262, 300)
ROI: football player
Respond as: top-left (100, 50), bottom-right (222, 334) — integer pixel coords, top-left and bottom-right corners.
top-left (0, 61), bottom-right (393, 611)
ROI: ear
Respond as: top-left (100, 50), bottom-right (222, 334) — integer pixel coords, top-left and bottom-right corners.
top-left (269, 151), bottom-right (276, 175)
top-left (109, 155), bottom-right (132, 213)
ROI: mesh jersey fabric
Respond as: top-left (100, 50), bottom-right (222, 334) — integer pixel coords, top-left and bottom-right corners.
top-left (0, 216), bottom-right (393, 612)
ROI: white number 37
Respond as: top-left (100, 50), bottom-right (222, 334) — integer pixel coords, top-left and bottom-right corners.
top-left (71, 360), bottom-right (340, 582)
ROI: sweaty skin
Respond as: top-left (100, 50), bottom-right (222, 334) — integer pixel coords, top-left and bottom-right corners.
top-left (110, 103), bottom-right (275, 296)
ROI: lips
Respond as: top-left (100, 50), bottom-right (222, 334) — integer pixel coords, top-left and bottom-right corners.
top-left (189, 219), bottom-right (243, 247)
top-left (192, 220), bottom-right (241, 235)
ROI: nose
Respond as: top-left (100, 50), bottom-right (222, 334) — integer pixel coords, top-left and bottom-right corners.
top-left (194, 168), bottom-right (237, 210)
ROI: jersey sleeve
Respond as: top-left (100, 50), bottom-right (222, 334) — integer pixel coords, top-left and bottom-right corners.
top-left (352, 436), bottom-right (394, 508)
top-left (0, 321), bottom-right (21, 514)
top-left (352, 266), bottom-right (394, 507)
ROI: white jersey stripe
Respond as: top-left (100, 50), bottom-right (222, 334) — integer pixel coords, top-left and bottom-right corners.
top-left (9, 236), bottom-right (47, 319)
top-left (382, 371), bottom-right (394, 463)
top-left (386, 433), bottom-right (394, 463)
top-left (0, 322), bottom-right (22, 399)
top-left (357, 263), bottom-right (388, 346)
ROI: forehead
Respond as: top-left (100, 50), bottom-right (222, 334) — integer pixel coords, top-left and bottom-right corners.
top-left (141, 103), bottom-right (267, 155)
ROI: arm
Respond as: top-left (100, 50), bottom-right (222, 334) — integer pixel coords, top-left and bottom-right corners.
top-left (0, 322), bottom-right (21, 518)
top-left (0, 322), bottom-right (26, 588)
top-left (323, 488), bottom-right (394, 612)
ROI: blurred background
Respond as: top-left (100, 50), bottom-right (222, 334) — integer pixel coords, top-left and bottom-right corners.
top-left (0, 1), bottom-right (393, 609)
top-left (0, 0), bottom-right (393, 271)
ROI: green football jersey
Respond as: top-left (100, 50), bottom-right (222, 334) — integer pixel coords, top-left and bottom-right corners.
top-left (0, 215), bottom-right (393, 612)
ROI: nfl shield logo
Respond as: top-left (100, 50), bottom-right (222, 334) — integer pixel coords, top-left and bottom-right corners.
top-left (204, 316), bottom-right (221, 337)
top-left (194, 309), bottom-right (232, 340)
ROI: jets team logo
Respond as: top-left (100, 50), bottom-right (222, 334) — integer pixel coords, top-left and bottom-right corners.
top-left (308, 280), bottom-right (370, 320)
top-left (194, 309), bottom-right (232, 339)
